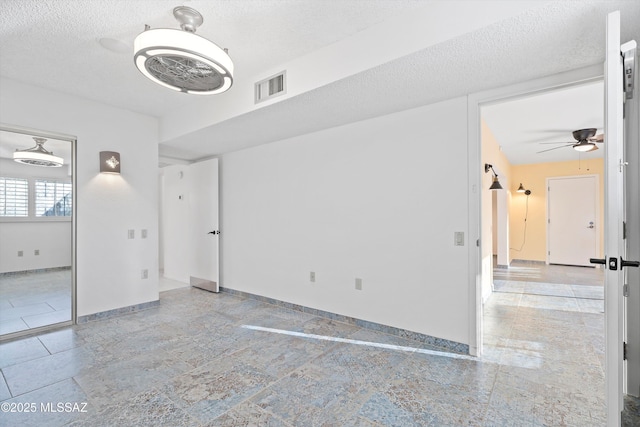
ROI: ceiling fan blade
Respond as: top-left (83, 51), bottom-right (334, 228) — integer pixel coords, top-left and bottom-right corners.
top-left (536, 145), bottom-right (572, 154)
top-left (589, 133), bottom-right (605, 142)
top-left (537, 141), bottom-right (574, 144)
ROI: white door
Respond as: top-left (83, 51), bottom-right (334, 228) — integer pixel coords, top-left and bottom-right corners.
top-left (547, 176), bottom-right (598, 267)
top-left (188, 158), bottom-right (220, 292)
top-left (603, 10), bottom-right (625, 426)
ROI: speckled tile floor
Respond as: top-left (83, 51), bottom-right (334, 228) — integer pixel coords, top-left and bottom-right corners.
top-left (0, 267), bottom-right (637, 426)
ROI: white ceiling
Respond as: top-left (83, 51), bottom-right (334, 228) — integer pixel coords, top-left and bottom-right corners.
top-left (482, 80), bottom-right (604, 165)
top-left (1, 0), bottom-right (639, 165)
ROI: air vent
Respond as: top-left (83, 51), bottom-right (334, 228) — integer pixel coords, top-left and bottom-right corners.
top-left (255, 71), bottom-right (286, 103)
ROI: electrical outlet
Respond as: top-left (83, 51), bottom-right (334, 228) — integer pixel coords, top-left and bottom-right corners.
top-left (141, 269), bottom-right (148, 279)
top-left (355, 278), bottom-right (363, 290)
top-left (128, 229), bottom-right (135, 239)
top-left (310, 271), bottom-right (316, 282)
top-left (34, 249), bottom-right (40, 256)
top-left (18, 250), bottom-right (23, 257)
top-left (141, 229), bottom-right (148, 239)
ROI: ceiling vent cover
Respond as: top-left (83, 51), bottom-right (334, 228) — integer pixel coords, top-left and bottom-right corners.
top-left (134, 6), bottom-right (233, 95)
top-left (255, 71), bottom-right (286, 104)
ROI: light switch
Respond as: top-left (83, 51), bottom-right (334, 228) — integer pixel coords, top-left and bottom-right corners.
top-left (454, 232), bottom-right (464, 246)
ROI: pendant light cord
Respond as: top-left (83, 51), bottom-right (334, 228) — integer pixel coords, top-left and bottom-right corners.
top-left (510, 193), bottom-right (529, 252)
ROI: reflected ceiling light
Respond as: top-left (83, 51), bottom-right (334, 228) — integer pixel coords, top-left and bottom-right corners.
top-left (133, 6), bottom-right (234, 95)
top-left (484, 163), bottom-right (503, 190)
top-left (13, 137), bottom-right (63, 167)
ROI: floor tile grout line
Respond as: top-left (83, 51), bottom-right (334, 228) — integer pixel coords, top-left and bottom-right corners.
top-left (0, 368), bottom-right (13, 398)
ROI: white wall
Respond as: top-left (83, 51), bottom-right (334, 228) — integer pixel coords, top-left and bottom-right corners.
top-left (0, 222), bottom-right (71, 273)
top-left (220, 97), bottom-right (470, 345)
top-left (0, 78), bottom-right (160, 317)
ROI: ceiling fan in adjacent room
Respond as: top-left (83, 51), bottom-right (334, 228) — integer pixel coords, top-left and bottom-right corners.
top-left (536, 128), bottom-right (604, 154)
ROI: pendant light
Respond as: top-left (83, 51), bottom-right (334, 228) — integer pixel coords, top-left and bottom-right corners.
top-left (13, 137), bottom-right (63, 167)
top-left (133, 6), bottom-right (234, 95)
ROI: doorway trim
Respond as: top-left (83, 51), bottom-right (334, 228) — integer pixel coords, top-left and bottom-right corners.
top-left (466, 63), bottom-right (603, 356)
top-left (0, 123), bottom-right (77, 340)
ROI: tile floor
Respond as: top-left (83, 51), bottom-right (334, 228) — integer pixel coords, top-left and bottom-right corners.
top-left (0, 263), bottom-right (637, 426)
top-left (0, 269), bottom-right (72, 336)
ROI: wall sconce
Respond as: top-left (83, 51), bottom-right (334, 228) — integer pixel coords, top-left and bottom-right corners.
top-left (516, 183), bottom-right (531, 195)
top-left (100, 151), bottom-right (121, 174)
top-left (484, 164), bottom-right (503, 190)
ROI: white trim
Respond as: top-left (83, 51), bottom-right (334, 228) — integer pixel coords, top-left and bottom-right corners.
top-left (467, 63), bottom-right (604, 358)
top-left (604, 10), bottom-right (624, 425)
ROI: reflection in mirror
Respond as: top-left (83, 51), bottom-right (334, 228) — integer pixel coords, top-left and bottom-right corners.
top-left (0, 127), bottom-right (74, 338)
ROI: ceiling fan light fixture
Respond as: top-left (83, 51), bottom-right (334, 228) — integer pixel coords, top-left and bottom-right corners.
top-left (573, 141), bottom-right (597, 152)
top-left (13, 137), bottom-right (63, 167)
top-left (133, 6), bottom-right (234, 95)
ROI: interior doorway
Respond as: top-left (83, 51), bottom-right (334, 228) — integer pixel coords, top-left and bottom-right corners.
top-left (0, 125), bottom-right (76, 340)
top-left (476, 78), bottom-right (608, 422)
top-left (159, 158), bottom-right (220, 293)
top-left (547, 175), bottom-right (599, 266)
top-left (471, 68), bottom-right (607, 419)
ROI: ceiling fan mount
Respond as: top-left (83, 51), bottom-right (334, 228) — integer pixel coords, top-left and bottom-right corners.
top-left (572, 128), bottom-right (597, 141)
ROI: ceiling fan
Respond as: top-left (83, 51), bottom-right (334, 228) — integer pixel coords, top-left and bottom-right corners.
top-left (536, 128), bottom-right (604, 153)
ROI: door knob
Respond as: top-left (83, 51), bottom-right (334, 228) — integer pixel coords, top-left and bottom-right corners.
top-left (621, 257), bottom-right (640, 268)
top-left (207, 230), bottom-right (220, 235)
top-left (589, 258), bottom-right (606, 265)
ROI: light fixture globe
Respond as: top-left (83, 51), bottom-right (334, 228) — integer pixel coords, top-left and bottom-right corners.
top-left (133, 6), bottom-right (234, 95)
top-left (573, 140), bottom-right (597, 152)
top-left (13, 137), bottom-right (63, 167)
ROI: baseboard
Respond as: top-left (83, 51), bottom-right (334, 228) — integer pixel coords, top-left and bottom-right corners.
top-left (0, 266), bottom-right (71, 277)
top-left (77, 299), bottom-right (160, 323)
top-left (510, 259), bottom-right (546, 265)
top-left (219, 286), bottom-right (469, 355)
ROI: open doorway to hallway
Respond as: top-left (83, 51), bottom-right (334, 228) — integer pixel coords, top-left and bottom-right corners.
top-left (478, 80), bottom-right (608, 423)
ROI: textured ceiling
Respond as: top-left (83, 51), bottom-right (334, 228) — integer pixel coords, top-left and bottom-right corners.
top-left (0, 0), bottom-right (427, 118)
top-left (1, 0), bottom-right (639, 164)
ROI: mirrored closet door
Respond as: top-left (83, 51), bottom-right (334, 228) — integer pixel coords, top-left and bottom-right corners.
top-left (0, 126), bottom-right (75, 339)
